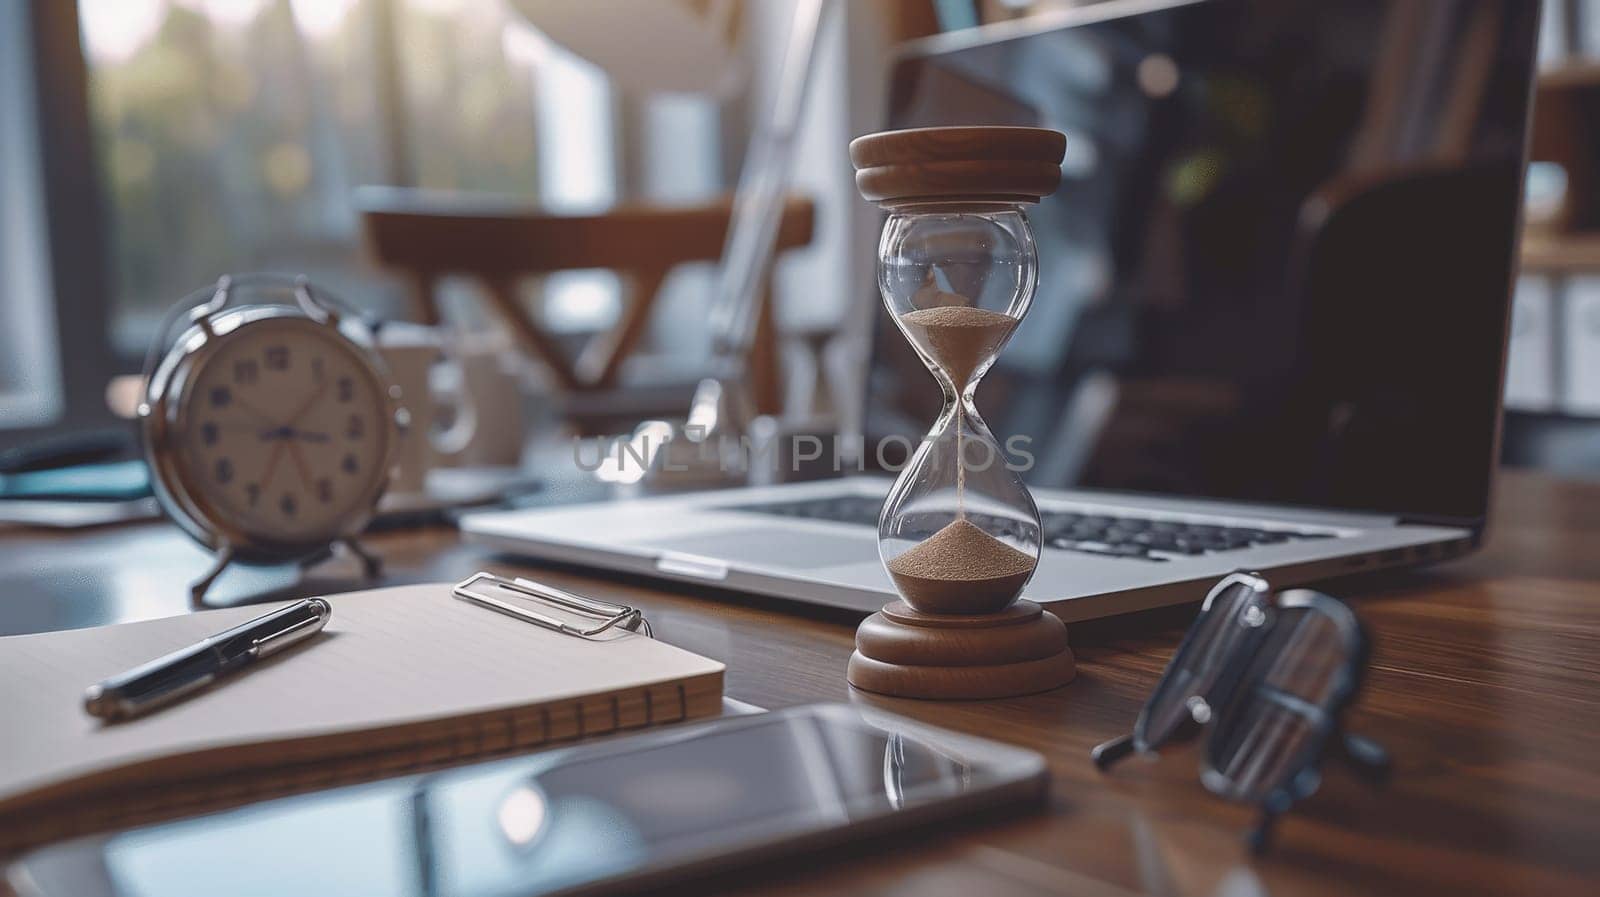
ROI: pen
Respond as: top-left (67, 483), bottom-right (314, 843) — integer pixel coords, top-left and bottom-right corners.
top-left (83, 598), bottom-right (332, 722)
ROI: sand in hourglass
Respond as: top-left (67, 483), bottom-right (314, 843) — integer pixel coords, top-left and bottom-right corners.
top-left (899, 305), bottom-right (1017, 500)
top-left (889, 304), bottom-right (1034, 613)
top-left (887, 518), bottom-right (1035, 614)
top-left (899, 305), bottom-right (1016, 390)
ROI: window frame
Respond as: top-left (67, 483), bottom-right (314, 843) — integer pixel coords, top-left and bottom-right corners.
top-left (3, 1), bottom-right (123, 449)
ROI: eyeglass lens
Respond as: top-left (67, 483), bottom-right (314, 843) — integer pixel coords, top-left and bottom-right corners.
top-left (1134, 580), bottom-right (1267, 751)
top-left (1202, 605), bottom-right (1349, 802)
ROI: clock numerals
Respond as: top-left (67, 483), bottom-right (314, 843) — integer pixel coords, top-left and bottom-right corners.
top-left (214, 457), bottom-right (233, 484)
top-left (346, 414), bottom-right (364, 440)
top-left (280, 492), bottom-right (298, 518)
top-left (317, 478), bottom-right (334, 503)
top-left (265, 346), bottom-right (290, 371)
top-left (233, 359), bottom-right (258, 385)
top-left (209, 386), bottom-right (231, 408)
top-left (337, 376), bottom-right (354, 403)
top-left (201, 421), bottom-right (219, 446)
top-left (342, 453), bottom-right (360, 475)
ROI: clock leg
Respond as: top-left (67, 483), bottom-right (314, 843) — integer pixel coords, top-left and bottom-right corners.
top-left (190, 544), bottom-right (236, 606)
top-left (342, 537), bottom-right (383, 579)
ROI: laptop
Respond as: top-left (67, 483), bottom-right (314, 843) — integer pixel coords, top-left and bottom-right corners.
top-left (462, 0), bottom-right (1541, 622)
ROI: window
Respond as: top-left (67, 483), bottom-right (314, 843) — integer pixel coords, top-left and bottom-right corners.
top-left (5, 0), bottom-right (749, 443)
top-left (0, 1), bottom-right (64, 428)
top-left (77, 0), bottom-right (581, 353)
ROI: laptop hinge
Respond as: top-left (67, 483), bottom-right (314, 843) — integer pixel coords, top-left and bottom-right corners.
top-left (1396, 513), bottom-right (1484, 533)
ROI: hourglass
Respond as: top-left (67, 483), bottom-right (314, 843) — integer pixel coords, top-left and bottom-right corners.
top-left (847, 126), bottom-right (1074, 699)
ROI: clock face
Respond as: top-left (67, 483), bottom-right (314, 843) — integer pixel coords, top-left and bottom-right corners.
top-left (173, 318), bottom-right (391, 546)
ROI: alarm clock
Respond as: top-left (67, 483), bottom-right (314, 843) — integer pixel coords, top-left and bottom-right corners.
top-left (139, 274), bottom-right (407, 603)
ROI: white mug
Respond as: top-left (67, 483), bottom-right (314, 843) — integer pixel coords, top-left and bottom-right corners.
top-left (441, 330), bottom-right (527, 469)
top-left (376, 325), bottom-right (525, 495)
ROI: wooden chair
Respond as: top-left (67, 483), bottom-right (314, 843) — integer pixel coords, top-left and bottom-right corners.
top-left (357, 189), bottom-right (815, 428)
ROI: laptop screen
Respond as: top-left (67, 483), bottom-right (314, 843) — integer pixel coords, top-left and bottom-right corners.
top-left (867, 0), bottom-right (1538, 525)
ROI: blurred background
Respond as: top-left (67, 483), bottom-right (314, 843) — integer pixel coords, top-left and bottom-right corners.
top-left (1509, 1), bottom-right (1600, 477)
top-left (2, 0), bottom-right (1598, 483)
top-left (3, 0), bottom-right (903, 451)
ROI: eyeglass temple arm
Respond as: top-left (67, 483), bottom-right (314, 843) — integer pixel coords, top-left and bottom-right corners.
top-left (1246, 795), bottom-right (1289, 855)
top-left (1337, 731), bottom-right (1391, 783)
top-left (1091, 733), bottom-right (1136, 770)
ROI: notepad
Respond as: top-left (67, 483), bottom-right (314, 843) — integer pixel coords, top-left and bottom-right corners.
top-left (0, 583), bottom-right (724, 854)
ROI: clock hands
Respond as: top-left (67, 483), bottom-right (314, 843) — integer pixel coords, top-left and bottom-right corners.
top-left (278, 382), bottom-right (333, 492)
top-left (257, 426), bottom-right (331, 443)
top-left (285, 381), bottom-right (332, 428)
top-left (285, 441), bottom-right (316, 491)
top-left (212, 363), bottom-right (357, 514)
top-left (253, 431), bottom-right (317, 493)
top-left (282, 381), bottom-right (334, 493)
top-left (259, 441), bottom-right (288, 494)
top-left (233, 395), bottom-right (281, 431)
top-left (240, 380), bottom-right (331, 442)
top-left (240, 379), bottom-right (335, 501)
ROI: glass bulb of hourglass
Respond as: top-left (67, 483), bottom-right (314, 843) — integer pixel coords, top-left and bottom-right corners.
top-left (881, 211), bottom-right (1035, 392)
top-left (876, 207), bottom-right (1042, 616)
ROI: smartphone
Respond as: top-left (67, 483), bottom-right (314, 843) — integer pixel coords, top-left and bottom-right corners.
top-left (6, 704), bottom-right (1046, 897)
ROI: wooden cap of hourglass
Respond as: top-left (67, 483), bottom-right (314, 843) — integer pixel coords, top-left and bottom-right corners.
top-left (845, 125), bottom-right (1074, 701)
top-left (849, 126), bottom-right (1065, 207)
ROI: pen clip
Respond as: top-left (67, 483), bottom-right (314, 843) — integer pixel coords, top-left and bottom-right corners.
top-left (249, 599), bottom-right (332, 659)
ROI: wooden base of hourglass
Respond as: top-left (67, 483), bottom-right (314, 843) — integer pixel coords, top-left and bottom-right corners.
top-left (847, 599), bottom-right (1075, 700)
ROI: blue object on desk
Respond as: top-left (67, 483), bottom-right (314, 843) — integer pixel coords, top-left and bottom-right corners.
top-left (0, 460), bottom-right (152, 502)
top-left (0, 429), bottom-right (131, 474)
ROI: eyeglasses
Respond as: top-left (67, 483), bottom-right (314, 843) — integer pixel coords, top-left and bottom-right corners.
top-left (1092, 572), bottom-right (1390, 852)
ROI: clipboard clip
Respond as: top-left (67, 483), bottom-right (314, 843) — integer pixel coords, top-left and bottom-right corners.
top-left (452, 572), bottom-right (654, 639)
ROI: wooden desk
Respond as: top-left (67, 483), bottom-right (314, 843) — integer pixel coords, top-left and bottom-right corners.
top-left (1, 470), bottom-right (1596, 896)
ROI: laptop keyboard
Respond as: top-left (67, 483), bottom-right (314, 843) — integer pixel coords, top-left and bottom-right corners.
top-left (721, 496), bottom-right (1337, 563)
